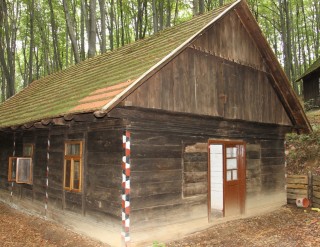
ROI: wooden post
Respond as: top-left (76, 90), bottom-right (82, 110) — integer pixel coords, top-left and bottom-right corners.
top-left (308, 171), bottom-right (313, 206)
top-left (82, 131), bottom-right (88, 216)
top-left (121, 130), bottom-right (131, 246)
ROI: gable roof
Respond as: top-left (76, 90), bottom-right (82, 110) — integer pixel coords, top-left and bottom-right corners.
top-left (296, 57), bottom-right (320, 81)
top-left (0, 0), bottom-right (311, 133)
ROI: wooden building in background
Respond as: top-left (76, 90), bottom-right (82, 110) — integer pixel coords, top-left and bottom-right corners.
top-left (0, 0), bottom-right (311, 246)
top-left (297, 57), bottom-right (320, 108)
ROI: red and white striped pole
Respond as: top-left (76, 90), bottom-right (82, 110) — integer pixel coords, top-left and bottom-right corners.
top-left (122, 131), bottom-right (131, 245)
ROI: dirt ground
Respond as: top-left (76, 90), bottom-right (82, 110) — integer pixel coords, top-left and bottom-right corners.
top-left (0, 202), bottom-right (320, 246)
top-left (167, 205), bottom-right (320, 247)
top-left (0, 202), bottom-right (109, 247)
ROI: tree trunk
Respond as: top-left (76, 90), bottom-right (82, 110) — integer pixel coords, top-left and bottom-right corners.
top-left (119, 0), bottom-right (125, 46)
top-left (199, 0), bottom-right (205, 14)
top-left (28, 0), bottom-right (35, 84)
top-left (80, 0), bottom-right (86, 60)
top-left (193, 0), bottom-right (199, 15)
top-left (0, 0), bottom-right (15, 98)
top-left (158, 0), bottom-right (164, 31)
top-left (109, 0), bottom-right (115, 50)
top-left (63, 0), bottom-right (80, 63)
top-left (166, 0), bottom-right (171, 27)
top-left (48, 0), bottom-right (62, 70)
top-left (99, 0), bottom-right (107, 53)
top-left (152, 0), bottom-right (158, 33)
top-left (88, 0), bottom-right (96, 57)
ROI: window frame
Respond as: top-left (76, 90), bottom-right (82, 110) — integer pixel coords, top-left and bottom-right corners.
top-left (16, 157), bottom-right (33, 184)
top-left (23, 143), bottom-right (34, 157)
top-left (8, 157), bottom-right (17, 182)
top-left (64, 141), bottom-right (83, 192)
top-left (8, 157), bottom-right (33, 184)
top-left (8, 143), bottom-right (34, 184)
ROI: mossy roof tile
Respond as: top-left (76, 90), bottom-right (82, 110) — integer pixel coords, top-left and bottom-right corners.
top-left (0, 3), bottom-right (235, 128)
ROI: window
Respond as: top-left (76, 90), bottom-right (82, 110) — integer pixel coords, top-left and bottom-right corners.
top-left (23, 144), bottom-right (34, 157)
top-left (8, 144), bottom-right (34, 184)
top-left (8, 157), bottom-right (17, 182)
top-left (16, 158), bottom-right (33, 184)
top-left (64, 141), bottom-right (83, 192)
top-left (8, 157), bottom-right (33, 184)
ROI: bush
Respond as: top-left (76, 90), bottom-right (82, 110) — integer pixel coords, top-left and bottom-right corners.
top-left (286, 126), bottom-right (320, 175)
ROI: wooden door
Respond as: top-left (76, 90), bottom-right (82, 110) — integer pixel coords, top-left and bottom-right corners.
top-left (208, 141), bottom-right (245, 220)
top-left (224, 144), bottom-right (245, 217)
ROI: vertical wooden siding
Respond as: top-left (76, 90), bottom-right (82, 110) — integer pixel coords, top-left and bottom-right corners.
top-left (126, 11), bottom-right (291, 126)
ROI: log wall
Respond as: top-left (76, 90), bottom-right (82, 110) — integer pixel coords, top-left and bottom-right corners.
top-left (286, 175), bottom-right (308, 205)
top-left (0, 118), bottom-right (124, 223)
top-left (109, 107), bottom-right (290, 230)
top-left (312, 175), bottom-right (320, 207)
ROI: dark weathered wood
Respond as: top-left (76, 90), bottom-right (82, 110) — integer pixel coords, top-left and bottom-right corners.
top-left (125, 10), bottom-right (293, 127)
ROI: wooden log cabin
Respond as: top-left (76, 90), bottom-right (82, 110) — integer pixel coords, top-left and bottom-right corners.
top-left (0, 0), bottom-right (311, 246)
top-left (297, 57), bottom-right (320, 108)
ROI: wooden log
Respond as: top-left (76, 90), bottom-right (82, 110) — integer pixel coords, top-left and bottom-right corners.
top-left (131, 170), bottom-right (182, 184)
top-left (313, 178), bottom-right (320, 187)
top-left (183, 182), bottom-right (207, 197)
top-left (184, 172), bottom-right (207, 183)
top-left (64, 114), bottom-right (74, 121)
top-left (130, 158), bottom-right (181, 171)
top-left (52, 118), bottom-right (67, 126)
top-left (286, 188), bottom-right (308, 195)
top-left (312, 197), bottom-right (320, 205)
top-left (287, 184), bottom-right (308, 189)
top-left (41, 119), bottom-right (52, 125)
top-left (286, 177), bottom-right (308, 184)
top-left (313, 190), bottom-right (320, 199)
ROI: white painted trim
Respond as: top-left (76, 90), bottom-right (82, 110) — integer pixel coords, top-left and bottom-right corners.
top-left (100, 0), bottom-right (242, 112)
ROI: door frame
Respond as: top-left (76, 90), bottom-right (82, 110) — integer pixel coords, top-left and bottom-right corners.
top-left (207, 139), bottom-right (246, 221)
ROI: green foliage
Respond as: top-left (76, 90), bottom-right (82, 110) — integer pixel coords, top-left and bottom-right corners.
top-left (0, 0), bottom-right (319, 102)
top-left (286, 126), bottom-right (320, 175)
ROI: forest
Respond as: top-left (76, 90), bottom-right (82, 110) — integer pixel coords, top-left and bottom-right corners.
top-left (0, 0), bottom-right (319, 102)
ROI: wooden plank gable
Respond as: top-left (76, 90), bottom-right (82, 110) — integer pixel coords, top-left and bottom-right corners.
top-left (125, 9), bottom-right (292, 126)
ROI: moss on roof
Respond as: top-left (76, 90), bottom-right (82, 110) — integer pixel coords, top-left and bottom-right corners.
top-left (0, 3), bottom-right (235, 128)
top-left (297, 57), bottom-right (320, 81)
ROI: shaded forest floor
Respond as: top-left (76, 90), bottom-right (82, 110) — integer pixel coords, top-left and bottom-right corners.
top-left (0, 202), bottom-right (109, 247)
top-left (1, 201), bottom-right (320, 246)
top-left (167, 205), bottom-right (320, 247)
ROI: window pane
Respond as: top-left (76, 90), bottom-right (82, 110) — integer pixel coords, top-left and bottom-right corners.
top-left (232, 170), bottom-right (238, 180)
top-left (66, 143), bottom-right (80, 156)
top-left (17, 158), bottom-right (32, 183)
top-left (65, 160), bottom-right (71, 189)
top-left (73, 160), bottom-right (80, 190)
top-left (23, 144), bottom-right (33, 157)
top-left (226, 147), bottom-right (237, 158)
top-left (11, 158), bottom-right (17, 180)
top-left (227, 171), bottom-right (232, 181)
top-left (227, 158), bottom-right (237, 170)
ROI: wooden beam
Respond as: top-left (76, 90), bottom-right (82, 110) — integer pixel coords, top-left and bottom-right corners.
top-left (41, 119), bottom-right (52, 125)
top-left (93, 110), bottom-right (108, 118)
top-left (34, 122), bottom-right (48, 129)
top-left (64, 114), bottom-right (74, 121)
top-left (23, 123), bottom-right (34, 129)
top-left (73, 113), bottom-right (95, 122)
top-left (52, 117), bottom-right (67, 126)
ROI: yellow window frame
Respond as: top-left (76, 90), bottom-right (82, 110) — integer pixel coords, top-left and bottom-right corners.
top-left (64, 141), bottom-right (83, 192)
